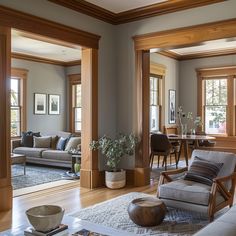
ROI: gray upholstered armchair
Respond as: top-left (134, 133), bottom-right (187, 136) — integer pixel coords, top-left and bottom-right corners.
top-left (158, 149), bottom-right (236, 221)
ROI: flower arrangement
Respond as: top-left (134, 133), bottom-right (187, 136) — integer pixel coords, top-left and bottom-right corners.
top-left (90, 133), bottom-right (138, 172)
top-left (177, 106), bottom-right (202, 134)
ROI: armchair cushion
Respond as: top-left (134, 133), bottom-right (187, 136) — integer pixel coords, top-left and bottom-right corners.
top-left (184, 157), bottom-right (223, 186)
top-left (159, 179), bottom-right (211, 206)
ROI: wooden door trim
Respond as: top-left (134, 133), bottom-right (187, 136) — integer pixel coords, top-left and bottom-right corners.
top-left (133, 18), bottom-right (236, 51)
top-left (133, 17), bottom-right (236, 186)
top-left (0, 5), bottom-right (100, 49)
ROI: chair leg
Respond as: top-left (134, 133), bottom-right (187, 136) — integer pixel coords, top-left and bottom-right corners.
top-left (157, 155), bottom-right (160, 167)
top-left (150, 153), bottom-right (154, 169)
top-left (164, 155), bottom-right (167, 171)
top-left (175, 152), bottom-right (178, 169)
top-left (170, 154), bottom-right (172, 165)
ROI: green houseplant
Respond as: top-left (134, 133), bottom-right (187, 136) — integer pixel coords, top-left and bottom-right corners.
top-left (90, 133), bottom-right (138, 189)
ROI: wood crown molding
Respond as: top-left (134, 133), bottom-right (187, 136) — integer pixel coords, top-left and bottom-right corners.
top-left (0, 5), bottom-right (100, 49)
top-left (158, 48), bottom-right (236, 61)
top-left (48, 0), bottom-right (225, 25)
top-left (12, 52), bottom-right (81, 67)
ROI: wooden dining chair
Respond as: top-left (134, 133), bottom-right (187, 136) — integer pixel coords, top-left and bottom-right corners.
top-left (149, 133), bottom-right (178, 170)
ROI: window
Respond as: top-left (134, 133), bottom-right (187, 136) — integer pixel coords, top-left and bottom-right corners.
top-left (68, 74), bottom-right (81, 133)
top-left (205, 79), bottom-right (227, 134)
top-left (11, 68), bottom-right (27, 138)
top-left (150, 76), bottom-right (161, 132)
top-left (197, 66), bottom-right (236, 136)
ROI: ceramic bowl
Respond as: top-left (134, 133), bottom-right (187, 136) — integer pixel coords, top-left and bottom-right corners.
top-left (26, 205), bottom-right (64, 232)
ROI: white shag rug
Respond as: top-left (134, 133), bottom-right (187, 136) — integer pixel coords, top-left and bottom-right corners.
top-left (70, 192), bottom-right (213, 236)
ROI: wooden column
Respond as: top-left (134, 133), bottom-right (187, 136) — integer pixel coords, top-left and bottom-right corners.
top-left (134, 50), bottom-right (150, 186)
top-left (0, 26), bottom-right (12, 211)
top-left (80, 48), bottom-right (103, 188)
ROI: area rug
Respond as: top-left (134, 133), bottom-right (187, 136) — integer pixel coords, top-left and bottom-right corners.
top-left (12, 164), bottom-right (69, 190)
top-left (70, 192), bottom-right (213, 236)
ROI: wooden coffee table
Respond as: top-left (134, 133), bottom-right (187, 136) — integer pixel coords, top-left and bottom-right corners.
top-left (128, 197), bottom-right (166, 227)
top-left (11, 153), bottom-right (26, 175)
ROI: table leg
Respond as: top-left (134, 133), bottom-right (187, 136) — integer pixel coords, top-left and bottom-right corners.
top-left (71, 156), bottom-right (76, 173)
top-left (183, 140), bottom-right (189, 166)
top-left (176, 141), bottom-right (183, 167)
top-left (24, 161), bottom-right (26, 175)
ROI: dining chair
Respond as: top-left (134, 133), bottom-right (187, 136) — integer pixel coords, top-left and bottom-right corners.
top-left (149, 133), bottom-right (178, 170)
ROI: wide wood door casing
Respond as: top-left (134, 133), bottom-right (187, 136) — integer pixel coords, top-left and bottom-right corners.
top-left (0, 26), bottom-right (12, 211)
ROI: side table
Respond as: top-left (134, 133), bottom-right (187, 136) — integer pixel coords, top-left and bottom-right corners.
top-left (11, 153), bottom-right (26, 176)
top-left (71, 153), bottom-right (81, 173)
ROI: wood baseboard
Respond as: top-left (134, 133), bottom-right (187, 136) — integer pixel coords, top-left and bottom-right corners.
top-left (80, 169), bottom-right (105, 189)
top-left (134, 167), bottom-right (150, 186)
top-left (0, 184), bottom-right (12, 211)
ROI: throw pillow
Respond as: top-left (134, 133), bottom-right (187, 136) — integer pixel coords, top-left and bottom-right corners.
top-left (184, 157), bottom-right (223, 186)
top-left (56, 137), bottom-right (67, 150)
top-left (33, 136), bottom-right (52, 148)
top-left (64, 137), bottom-right (81, 151)
top-left (21, 131), bottom-right (41, 147)
top-left (51, 135), bottom-right (59, 149)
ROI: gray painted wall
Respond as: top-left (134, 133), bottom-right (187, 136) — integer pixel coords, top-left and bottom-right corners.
top-left (179, 55), bottom-right (236, 118)
top-left (150, 53), bottom-right (179, 126)
top-left (12, 58), bottom-right (67, 133)
top-left (2, 0), bottom-right (236, 169)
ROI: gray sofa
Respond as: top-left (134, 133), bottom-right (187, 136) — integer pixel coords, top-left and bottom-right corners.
top-left (194, 204), bottom-right (236, 235)
top-left (12, 131), bottom-right (80, 168)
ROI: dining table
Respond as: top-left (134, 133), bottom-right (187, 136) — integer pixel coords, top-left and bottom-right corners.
top-left (167, 134), bottom-right (216, 167)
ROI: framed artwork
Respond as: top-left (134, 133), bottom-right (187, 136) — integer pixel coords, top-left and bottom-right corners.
top-left (34, 93), bottom-right (47, 114)
top-left (169, 89), bottom-right (176, 124)
top-left (48, 94), bottom-right (60, 115)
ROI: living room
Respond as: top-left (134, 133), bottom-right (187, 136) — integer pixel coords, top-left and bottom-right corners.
top-left (1, 0), bottom-right (236, 235)
top-left (11, 29), bottom-right (82, 195)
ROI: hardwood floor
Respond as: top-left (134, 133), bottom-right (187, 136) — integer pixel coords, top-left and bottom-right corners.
top-left (0, 179), bottom-right (158, 232)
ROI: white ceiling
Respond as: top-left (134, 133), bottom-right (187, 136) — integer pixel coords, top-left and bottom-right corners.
top-left (85, 0), bottom-right (167, 13)
top-left (11, 29), bottom-right (82, 62)
top-left (169, 38), bottom-right (236, 55)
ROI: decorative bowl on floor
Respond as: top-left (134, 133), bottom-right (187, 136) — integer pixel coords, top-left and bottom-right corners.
top-left (26, 205), bottom-right (64, 232)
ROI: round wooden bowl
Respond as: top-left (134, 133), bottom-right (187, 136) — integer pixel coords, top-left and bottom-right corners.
top-left (128, 197), bottom-right (166, 227)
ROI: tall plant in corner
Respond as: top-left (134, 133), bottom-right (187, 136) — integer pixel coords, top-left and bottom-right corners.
top-left (90, 133), bottom-right (138, 189)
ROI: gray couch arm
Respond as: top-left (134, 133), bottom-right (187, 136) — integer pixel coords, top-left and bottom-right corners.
top-left (11, 139), bottom-right (21, 151)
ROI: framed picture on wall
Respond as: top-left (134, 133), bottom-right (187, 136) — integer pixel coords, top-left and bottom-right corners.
top-left (48, 94), bottom-right (60, 115)
top-left (34, 93), bottom-right (47, 115)
top-left (169, 89), bottom-right (176, 124)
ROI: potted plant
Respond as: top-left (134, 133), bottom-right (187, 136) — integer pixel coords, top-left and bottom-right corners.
top-left (90, 133), bottom-right (138, 189)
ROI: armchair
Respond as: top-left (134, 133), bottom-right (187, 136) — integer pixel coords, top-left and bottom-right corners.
top-left (158, 149), bottom-right (236, 221)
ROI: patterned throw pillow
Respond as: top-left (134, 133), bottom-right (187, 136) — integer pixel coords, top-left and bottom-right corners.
top-left (64, 137), bottom-right (81, 151)
top-left (184, 157), bottom-right (223, 186)
top-left (56, 137), bottom-right (67, 150)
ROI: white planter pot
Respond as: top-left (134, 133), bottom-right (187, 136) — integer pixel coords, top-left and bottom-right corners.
top-left (105, 170), bottom-right (126, 189)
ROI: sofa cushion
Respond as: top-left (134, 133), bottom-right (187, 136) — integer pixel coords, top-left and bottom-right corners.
top-left (159, 179), bottom-right (211, 206)
top-left (184, 157), bottom-right (223, 186)
top-left (42, 150), bottom-right (72, 161)
top-left (33, 136), bottom-right (52, 148)
top-left (21, 131), bottom-right (41, 147)
top-left (13, 147), bottom-right (48, 158)
top-left (65, 137), bottom-right (81, 151)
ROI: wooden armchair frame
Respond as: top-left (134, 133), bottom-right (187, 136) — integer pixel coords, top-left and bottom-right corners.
top-left (158, 168), bottom-right (236, 221)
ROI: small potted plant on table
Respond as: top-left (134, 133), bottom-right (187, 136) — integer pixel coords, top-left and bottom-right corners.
top-left (90, 133), bottom-right (138, 189)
